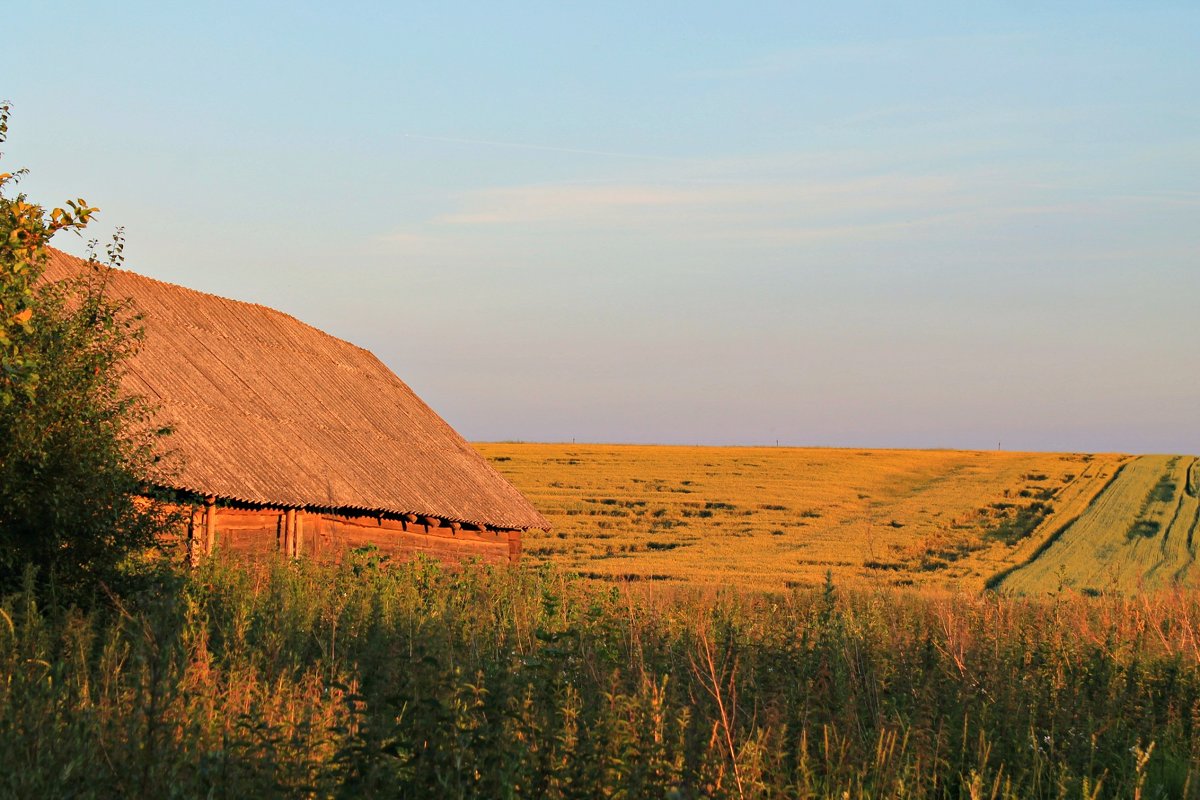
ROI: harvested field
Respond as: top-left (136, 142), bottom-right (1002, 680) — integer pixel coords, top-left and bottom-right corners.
top-left (999, 455), bottom-right (1200, 593)
top-left (473, 443), bottom-right (1127, 591)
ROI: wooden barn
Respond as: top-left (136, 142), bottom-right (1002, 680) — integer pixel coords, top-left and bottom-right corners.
top-left (43, 249), bottom-right (548, 564)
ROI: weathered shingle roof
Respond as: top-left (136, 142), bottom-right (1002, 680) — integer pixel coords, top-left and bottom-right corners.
top-left (44, 249), bottom-right (548, 531)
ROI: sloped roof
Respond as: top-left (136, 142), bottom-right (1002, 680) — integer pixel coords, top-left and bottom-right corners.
top-left (44, 249), bottom-right (548, 531)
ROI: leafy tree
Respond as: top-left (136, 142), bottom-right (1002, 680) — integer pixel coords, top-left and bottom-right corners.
top-left (0, 103), bottom-right (98, 406)
top-left (0, 103), bottom-right (174, 600)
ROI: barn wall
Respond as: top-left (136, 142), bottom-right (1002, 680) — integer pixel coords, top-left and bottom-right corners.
top-left (304, 512), bottom-right (512, 564)
top-left (171, 504), bottom-right (517, 565)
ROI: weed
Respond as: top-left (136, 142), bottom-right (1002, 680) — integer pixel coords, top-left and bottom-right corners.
top-left (1150, 476), bottom-right (1177, 503)
top-left (985, 502), bottom-right (1052, 546)
top-left (1128, 520), bottom-right (1161, 540)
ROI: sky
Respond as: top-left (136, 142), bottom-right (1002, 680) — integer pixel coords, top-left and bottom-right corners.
top-left (5, 1), bottom-right (1198, 453)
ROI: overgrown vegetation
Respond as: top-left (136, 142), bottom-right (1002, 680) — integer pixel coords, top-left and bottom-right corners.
top-left (0, 103), bottom-right (98, 403)
top-left (1, 556), bottom-right (1197, 798)
top-left (1128, 520), bottom-right (1162, 540)
top-left (1150, 472), bottom-right (1178, 504)
top-left (0, 104), bottom-right (173, 600)
top-left (983, 501), bottom-right (1053, 546)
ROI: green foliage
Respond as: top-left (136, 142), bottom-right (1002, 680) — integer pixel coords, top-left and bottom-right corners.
top-left (0, 266), bottom-right (175, 599)
top-left (1127, 520), bottom-right (1162, 540)
top-left (984, 501), bottom-right (1053, 546)
top-left (2, 558), bottom-right (1199, 798)
top-left (0, 102), bottom-right (99, 405)
top-left (0, 106), bottom-right (174, 600)
top-left (1149, 474), bottom-right (1177, 504)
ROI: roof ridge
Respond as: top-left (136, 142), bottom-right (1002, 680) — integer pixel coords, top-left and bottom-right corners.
top-left (45, 247), bottom-right (383, 360)
top-left (42, 246), bottom-right (550, 531)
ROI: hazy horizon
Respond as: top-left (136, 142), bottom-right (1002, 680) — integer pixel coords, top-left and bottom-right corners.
top-left (8, 2), bottom-right (1198, 455)
top-left (470, 439), bottom-right (1180, 456)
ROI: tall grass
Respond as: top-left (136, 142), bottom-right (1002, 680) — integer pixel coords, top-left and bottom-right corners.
top-left (2, 555), bottom-right (1199, 798)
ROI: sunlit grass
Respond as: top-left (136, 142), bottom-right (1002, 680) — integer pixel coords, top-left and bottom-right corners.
top-left (2, 557), bottom-right (1199, 797)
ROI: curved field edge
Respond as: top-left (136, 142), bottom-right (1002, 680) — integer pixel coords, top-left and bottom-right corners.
top-left (986, 459), bottom-right (1131, 592)
top-left (999, 456), bottom-right (1133, 567)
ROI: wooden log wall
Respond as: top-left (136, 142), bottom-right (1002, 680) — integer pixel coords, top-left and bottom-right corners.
top-left (204, 497), bottom-right (216, 555)
top-left (176, 503), bottom-right (517, 565)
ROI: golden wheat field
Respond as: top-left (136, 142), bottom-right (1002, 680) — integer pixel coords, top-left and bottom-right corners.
top-left (473, 443), bottom-right (1142, 591)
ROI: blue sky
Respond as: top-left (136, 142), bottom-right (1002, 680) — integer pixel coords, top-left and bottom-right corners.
top-left (7, 2), bottom-right (1198, 452)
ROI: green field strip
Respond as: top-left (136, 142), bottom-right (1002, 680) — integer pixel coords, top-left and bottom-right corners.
top-left (1172, 505), bottom-right (1200, 582)
top-left (1092, 455), bottom-right (1191, 591)
top-left (1147, 457), bottom-right (1195, 585)
top-left (999, 455), bottom-right (1185, 594)
top-left (1160, 458), bottom-right (1191, 543)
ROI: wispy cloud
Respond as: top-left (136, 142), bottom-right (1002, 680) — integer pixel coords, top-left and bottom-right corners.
top-left (689, 32), bottom-right (1039, 79)
top-left (435, 184), bottom-right (735, 226)
top-left (427, 173), bottom-right (967, 239)
top-left (398, 132), bottom-right (686, 162)
top-left (1113, 190), bottom-right (1200, 207)
top-left (374, 231), bottom-right (428, 244)
top-left (371, 146), bottom-right (1182, 255)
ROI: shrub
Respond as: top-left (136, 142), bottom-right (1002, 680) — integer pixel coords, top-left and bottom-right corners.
top-left (1127, 520), bottom-right (1161, 540)
top-left (0, 105), bottom-right (174, 601)
top-left (985, 501), bottom-right (1052, 546)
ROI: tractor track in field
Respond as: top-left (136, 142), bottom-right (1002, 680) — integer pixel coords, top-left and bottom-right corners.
top-left (1174, 458), bottom-right (1200, 584)
top-left (1187, 458), bottom-right (1200, 551)
top-left (1151, 457), bottom-right (1195, 584)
